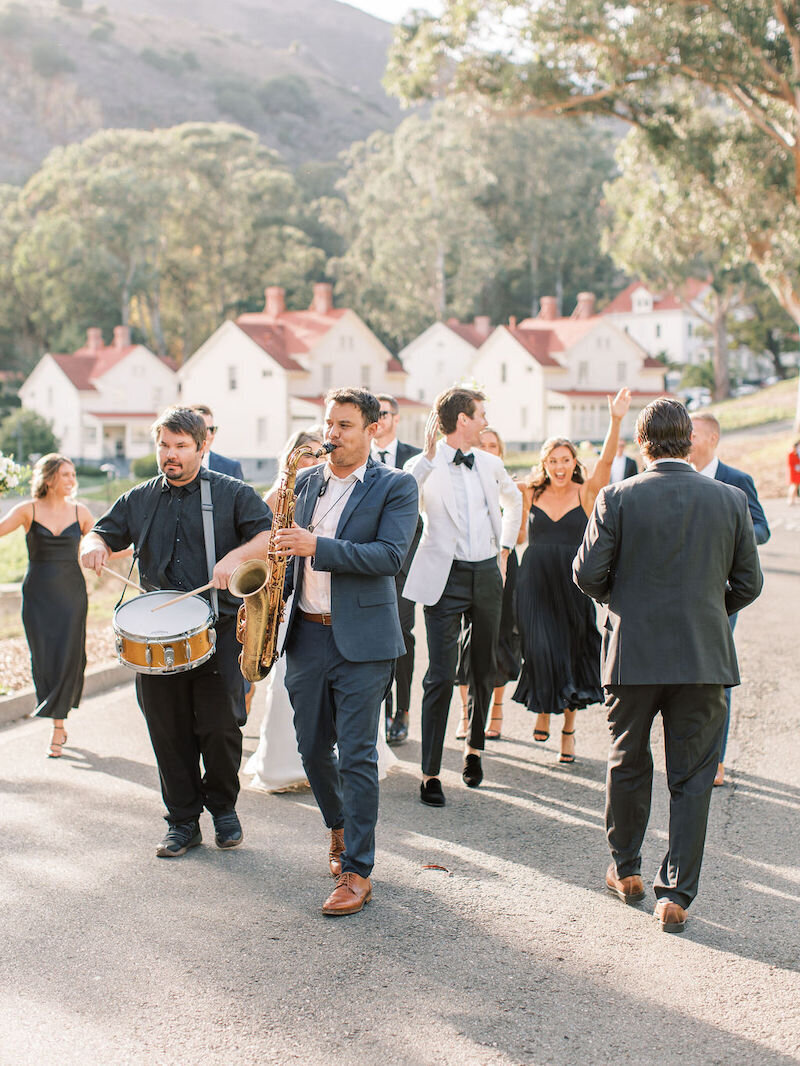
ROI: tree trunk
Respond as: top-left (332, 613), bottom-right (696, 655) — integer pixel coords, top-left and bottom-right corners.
top-left (434, 241), bottom-right (446, 320)
top-left (711, 296), bottom-right (731, 401)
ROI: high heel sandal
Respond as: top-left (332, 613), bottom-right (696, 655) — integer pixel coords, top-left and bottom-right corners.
top-left (455, 709), bottom-right (469, 740)
top-left (485, 703), bottom-right (503, 740)
top-left (533, 713), bottom-right (550, 743)
top-left (47, 727), bottom-right (67, 759)
top-left (559, 729), bottom-right (575, 764)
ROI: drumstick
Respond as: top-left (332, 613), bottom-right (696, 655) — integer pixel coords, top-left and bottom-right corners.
top-left (150, 581), bottom-right (215, 612)
top-left (101, 565), bottom-right (145, 593)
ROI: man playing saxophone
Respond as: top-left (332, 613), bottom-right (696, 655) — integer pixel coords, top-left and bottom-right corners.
top-left (273, 387), bottom-right (419, 916)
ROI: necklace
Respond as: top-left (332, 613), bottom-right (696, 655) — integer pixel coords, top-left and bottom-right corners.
top-left (307, 478), bottom-right (358, 533)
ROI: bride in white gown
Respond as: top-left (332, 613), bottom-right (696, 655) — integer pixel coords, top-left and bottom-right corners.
top-left (245, 427), bottom-right (397, 793)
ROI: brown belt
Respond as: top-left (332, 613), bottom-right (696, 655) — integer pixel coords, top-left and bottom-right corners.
top-left (300, 611), bottom-right (332, 625)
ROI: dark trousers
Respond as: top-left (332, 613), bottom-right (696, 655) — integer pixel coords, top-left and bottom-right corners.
top-left (604, 683), bottom-right (727, 908)
top-left (135, 619), bottom-right (243, 824)
top-left (720, 612), bottom-right (738, 762)
top-left (284, 617), bottom-right (393, 879)
top-left (421, 558), bottom-right (503, 776)
top-left (392, 587), bottom-right (416, 715)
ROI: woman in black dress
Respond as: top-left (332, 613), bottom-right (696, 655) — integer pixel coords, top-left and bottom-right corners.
top-left (513, 389), bottom-right (631, 764)
top-left (0, 455), bottom-right (94, 756)
top-left (455, 427), bottom-right (525, 740)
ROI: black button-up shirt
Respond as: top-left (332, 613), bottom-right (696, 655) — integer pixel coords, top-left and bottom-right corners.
top-left (93, 469), bottom-right (272, 619)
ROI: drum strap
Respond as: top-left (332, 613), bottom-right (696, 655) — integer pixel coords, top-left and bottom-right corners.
top-left (200, 472), bottom-right (219, 620)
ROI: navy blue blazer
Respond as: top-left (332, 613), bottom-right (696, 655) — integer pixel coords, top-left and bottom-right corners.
top-left (208, 451), bottom-right (244, 480)
top-left (714, 460), bottom-right (770, 546)
top-left (283, 457), bottom-right (419, 663)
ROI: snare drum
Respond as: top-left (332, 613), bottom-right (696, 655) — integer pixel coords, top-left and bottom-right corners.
top-left (113, 591), bottom-right (216, 674)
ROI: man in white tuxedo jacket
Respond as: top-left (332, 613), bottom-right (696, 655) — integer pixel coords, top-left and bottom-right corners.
top-left (404, 387), bottom-right (522, 805)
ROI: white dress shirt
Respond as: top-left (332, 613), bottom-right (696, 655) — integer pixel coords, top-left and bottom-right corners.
top-left (439, 441), bottom-right (496, 561)
top-left (297, 462), bottom-right (367, 614)
top-left (698, 456), bottom-right (719, 479)
top-left (610, 454), bottom-right (627, 483)
top-left (371, 438), bottom-right (398, 468)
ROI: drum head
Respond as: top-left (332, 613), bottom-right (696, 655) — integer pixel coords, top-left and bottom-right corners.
top-left (114, 591), bottom-right (211, 639)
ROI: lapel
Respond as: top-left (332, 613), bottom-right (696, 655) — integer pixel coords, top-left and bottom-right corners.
top-left (473, 450), bottom-right (502, 541)
top-left (295, 466), bottom-right (325, 530)
top-left (336, 457), bottom-right (377, 537)
top-left (433, 443), bottom-right (460, 527)
top-left (714, 461), bottom-right (729, 483)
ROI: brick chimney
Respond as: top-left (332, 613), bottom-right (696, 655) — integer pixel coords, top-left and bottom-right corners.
top-left (573, 292), bottom-right (596, 319)
top-left (473, 315), bottom-right (491, 339)
top-left (311, 282), bottom-right (334, 314)
top-left (264, 286), bottom-right (286, 317)
top-left (113, 325), bottom-right (131, 349)
top-left (538, 296), bottom-right (559, 320)
top-left (86, 327), bottom-right (103, 351)
top-left (508, 315), bottom-right (517, 329)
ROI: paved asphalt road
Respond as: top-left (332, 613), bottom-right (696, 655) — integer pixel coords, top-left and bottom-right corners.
top-left (1, 501), bottom-right (798, 1066)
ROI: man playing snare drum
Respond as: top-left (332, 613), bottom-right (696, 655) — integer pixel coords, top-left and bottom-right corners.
top-left (81, 407), bottom-right (271, 858)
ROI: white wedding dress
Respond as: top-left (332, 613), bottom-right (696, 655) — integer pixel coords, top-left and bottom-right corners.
top-left (245, 599), bottom-right (398, 793)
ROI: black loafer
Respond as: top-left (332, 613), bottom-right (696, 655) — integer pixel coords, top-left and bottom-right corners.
top-left (156, 819), bottom-right (202, 858)
top-left (388, 711), bottom-right (409, 746)
top-left (420, 778), bottom-right (446, 806)
top-left (212, 810), bottom-right (243, 849)
top-left (462, 754), bottom-right (483, 788)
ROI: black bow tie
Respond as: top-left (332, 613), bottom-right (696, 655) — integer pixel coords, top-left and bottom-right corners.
top-left (453, 449), bottom-right (474, 469)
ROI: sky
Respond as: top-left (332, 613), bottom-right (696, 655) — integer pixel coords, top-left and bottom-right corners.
top-left (342, 0), bottom-right (441, 23)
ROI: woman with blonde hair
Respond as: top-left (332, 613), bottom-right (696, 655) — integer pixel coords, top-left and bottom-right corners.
top-left (513, 390), bottom-right (631, 763)
top-left (0, 454), bottom-right (94, 756)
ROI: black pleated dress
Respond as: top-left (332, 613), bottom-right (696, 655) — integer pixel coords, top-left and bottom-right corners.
top-left (512, 503), bottom-right (602, 716)
top-left (22, 510), bottom-right (87, 719)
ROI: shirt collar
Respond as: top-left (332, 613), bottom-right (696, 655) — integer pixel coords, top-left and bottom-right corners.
top-left (372, 438), bottom-right (397, 460)
top-left (160, 469), bottom-right (204, 494)
top-left (697, 456), bottom-right (719, 479)
top-left (440, 441), bottom-right (474, 462)
top-left (648, 458), bottom-right (693, 469)
top-left (323, 460), bottom-right (367, 484)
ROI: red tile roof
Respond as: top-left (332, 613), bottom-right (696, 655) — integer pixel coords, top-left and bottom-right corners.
top-left (236, 322), bottom-right (305, 372)
top-left (445, 319), bottom-right (494, 347)
top-left (507, 327), bottom-right (563, 367)
top-left (602, 279), bottom-right (709, 315)
top-left (49, 344), bottom-right (172, 391)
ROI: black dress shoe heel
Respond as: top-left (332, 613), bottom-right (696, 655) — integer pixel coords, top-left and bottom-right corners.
top-left (462, 754), bottom-right (483, 788)
top-left (420, 778), bottom-right (446, 806)
top-left (388, 711), bottom-right (409, 746)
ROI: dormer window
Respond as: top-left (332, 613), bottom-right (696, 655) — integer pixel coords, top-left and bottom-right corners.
top-left (632, 288), bottom-right (653, 314)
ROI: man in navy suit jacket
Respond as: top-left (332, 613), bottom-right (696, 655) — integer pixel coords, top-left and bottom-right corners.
top-left (274, 387), bottom-right (419, 917)
top-left (191, 404), bottom-right (245, 480)
top-left (690, 410), bottom-right (770, 786)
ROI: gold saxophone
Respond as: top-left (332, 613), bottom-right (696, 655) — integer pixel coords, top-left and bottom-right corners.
top-left (229, 441), bottom-right (334, 682)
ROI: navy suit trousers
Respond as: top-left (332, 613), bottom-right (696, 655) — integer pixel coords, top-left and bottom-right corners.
top-left (284, 617), bottom-right (393, 878)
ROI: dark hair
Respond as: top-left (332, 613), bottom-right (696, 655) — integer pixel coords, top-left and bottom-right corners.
top-left (435, 387), bottom-right (485, 435)
top-left (636, 398), bottom-right (693, 459)
top-left (190, 403), bottom-right (213, 419)
top-left (325, 387), bottom-right (380, 426)
top-left (32, 453), bottom-right (74, 499)
top-left (151, 406), bottom-right (207, 450)
top-left (376, 393), bottom-right (399, 415)
top-left (526, 437), bottom-right (585, 500)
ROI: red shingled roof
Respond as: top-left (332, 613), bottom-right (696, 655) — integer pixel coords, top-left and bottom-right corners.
top-left (236, 322), bottom-right (305, 372)
top-left (445, 318), bottom-right (494, 347)
top-left (49, 343), bottom-right (172, 391)
top-left (602, 279), bottom-right (709, 315)
top-left (507, 327), bottom-right (563, 367)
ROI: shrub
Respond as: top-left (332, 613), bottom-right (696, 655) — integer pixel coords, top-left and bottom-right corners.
top-left (0, 4), bottom-right (29, 36)
top-left (31, 40), bottom-right (77, 77)
top-left (214, 83), bottom-right (261, 127)
top-left (140, 48), bottom-right (183, 77)
top-left (58, 0), bottom-right (83, 10)
top-left (257, 74), bottom-right (318, 117)
top-left (89, 22), bottom-right (113, 41)
top-left (0, 409), bottom-right (59, 461)
top-left (131, 453), bottom-right (158, 478)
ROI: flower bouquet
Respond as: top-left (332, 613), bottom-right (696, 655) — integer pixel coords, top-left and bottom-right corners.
top-left (0, 453), bottom-right (29, 495)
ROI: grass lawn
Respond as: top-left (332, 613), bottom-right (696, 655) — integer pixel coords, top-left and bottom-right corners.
top-left (708, 377), bottom-right (797, 431)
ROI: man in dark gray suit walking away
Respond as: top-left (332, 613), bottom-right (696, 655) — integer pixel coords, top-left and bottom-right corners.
top-left (573, 398), bottom-right (762, 933)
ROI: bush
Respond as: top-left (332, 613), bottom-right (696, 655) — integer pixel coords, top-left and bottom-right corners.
top-left (31, 40), bottom-right (77, 77)
top-left (58, 0), bottom-right (83, 10)
top-left (131, 453), bottom-right (158, 478)
top-left (89, 22), bottom-right (113, 41)
top-left (214, 83), bottom-right (261, 127)
top-left (257, 74), bottom-right (318, 117)
top-left (182, 49), bottom-right (199, 70)
top-left (0, 4), bottom-right (29, 36)
top-left (140, 48), bottom-right (184, 77)
top-left (0, 409), bottom-right (59, 461)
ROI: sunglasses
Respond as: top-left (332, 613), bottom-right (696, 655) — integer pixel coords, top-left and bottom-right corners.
top-left (377, 411), bottom-right (394, 419)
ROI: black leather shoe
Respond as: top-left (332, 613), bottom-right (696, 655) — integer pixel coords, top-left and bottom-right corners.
top-left (156, 819), bottom-right (201, 858)
top-left (462, 753), bottom-right (483, 788)
top-left (420, 778), bottom-right (446, 806)
top-left (212, 810), bottom-right (243, 849)
top-left (388, 711), bottom-right (409, 746)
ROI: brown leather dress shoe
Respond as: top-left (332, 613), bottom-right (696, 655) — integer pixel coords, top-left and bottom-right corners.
top-left (322, 872), bottom-right (372, 916)
top-left (328, 828), bottom-right (345, 878)
top-left (654, 899), bottom-right (688, 933)
top-left (605, 863), bottom-right (645, 904)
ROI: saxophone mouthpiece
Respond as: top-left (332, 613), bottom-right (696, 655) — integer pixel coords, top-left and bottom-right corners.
top-left (318, 442), bottom-right (336, 455)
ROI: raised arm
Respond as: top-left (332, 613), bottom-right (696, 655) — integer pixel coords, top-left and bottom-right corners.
top-left (582, 388), bottom-right (632, 513)
top-left (0, 500), bottom-right (33, 539)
